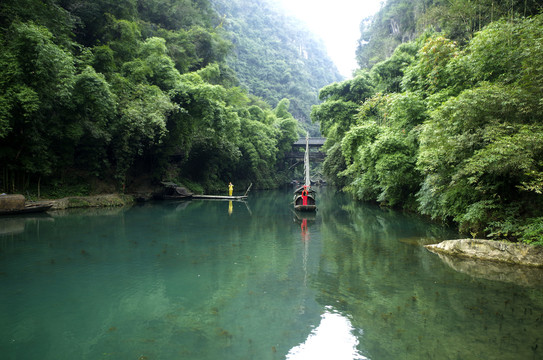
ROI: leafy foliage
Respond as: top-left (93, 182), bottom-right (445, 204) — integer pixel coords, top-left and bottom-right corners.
top-left (314, 10), bottom-right (543, 243)
top-left (0, 21), bottom-right (76, 180)
top-left (339, 93), bottom-right (424, 208)
top-left (311, 73), bottom-right (375, 140)
top-left (0, 0), bottom-right (302, 194)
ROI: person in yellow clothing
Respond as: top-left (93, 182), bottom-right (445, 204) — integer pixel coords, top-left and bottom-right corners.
top-left (228, 182), bottom-right (234, 196)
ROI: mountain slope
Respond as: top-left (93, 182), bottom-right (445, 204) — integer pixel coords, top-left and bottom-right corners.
top-left (212, 0), bottom-right (343, 134)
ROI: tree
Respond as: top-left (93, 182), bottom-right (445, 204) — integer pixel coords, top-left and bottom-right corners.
top-left (340, 92), bottom-right (425, 207)
top-left (71, 66), bottom-right (116, 174)
top-left (312, 73), bottom-right (375, 138)
top-left (370, 42), bottom-right (419, 94)
top-left (417, 83), bottom-right (543, 234)
top-left (109, 75), bottom-right (176, 182)
top-left (402, 36), bottom-right (459, 95)
top-left (273, 99), bottom-right (299, 155)
top-left (122, 36), bottom-right (182, 90)
top-left (0, 21), bottom-right (76, 189)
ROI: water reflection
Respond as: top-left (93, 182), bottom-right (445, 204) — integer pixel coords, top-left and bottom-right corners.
top-left (0, 217), bottom-right (26, 236)
top-left (1, 188), bottom-right (543, 360)
top-left (293, 211), bottom-right (316, 243)
top-left (0, 214), bottom-right (53, 236)
top-left (314, 191), bottom-right (543, 360)
top-left (432, 251), bottom-right (543, 287)
top-left (293, 211), bottom-right (318, 288)
top-left (287, 306), bottom-right (367, 360)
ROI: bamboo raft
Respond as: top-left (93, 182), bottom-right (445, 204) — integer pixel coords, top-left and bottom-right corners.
top-left (192, 194), bottom-right (248, 201)
top-left (192, 183), bottom-right (252, 201)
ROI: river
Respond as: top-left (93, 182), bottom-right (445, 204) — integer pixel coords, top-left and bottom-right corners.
top-left (1, 187), bottom-right (543, 360)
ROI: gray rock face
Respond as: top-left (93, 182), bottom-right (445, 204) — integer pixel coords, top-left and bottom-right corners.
top-left (425, 239), bottom-right (543, 267)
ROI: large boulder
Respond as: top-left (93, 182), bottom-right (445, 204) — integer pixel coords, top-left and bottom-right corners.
top-left (0, 194), bottom-right (25, 210)
top-left (425, 239), bottom-right (543, 267)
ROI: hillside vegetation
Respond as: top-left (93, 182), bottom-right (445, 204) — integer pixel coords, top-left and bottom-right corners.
top-left (313, 0), bottom-right (543, 244)
top-left (0, 0), bottom-right (339, 195)
top-left (212, 0), bottom-right (343, 134)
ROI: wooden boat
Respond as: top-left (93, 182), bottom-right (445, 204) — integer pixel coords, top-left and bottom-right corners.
top-left (293, 186), bottom-right (316, 211)
top-left (293, 135), bottom-right (317, 212)
top-left (0, 202), bottom-right (53, 216)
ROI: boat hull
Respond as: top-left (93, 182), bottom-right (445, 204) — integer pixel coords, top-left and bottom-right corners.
top-left (294, 204), bottom-right (317, 212)
top-left (293, 192), bottom-right (317, 212)
top-left (0, 203), bottom-right (52, 216)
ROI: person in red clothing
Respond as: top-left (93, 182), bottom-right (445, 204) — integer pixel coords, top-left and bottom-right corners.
top-left (301, 185), bottom-right (308, 206)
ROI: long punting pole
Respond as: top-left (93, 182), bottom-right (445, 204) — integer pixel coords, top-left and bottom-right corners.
top-left (304, 134), bottom-right (310, 187)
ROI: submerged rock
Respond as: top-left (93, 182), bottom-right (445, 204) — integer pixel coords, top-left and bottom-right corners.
top-left (425, 239), bottom-right (543, 267)
top-left (431, 251), bottom-right (543, 287)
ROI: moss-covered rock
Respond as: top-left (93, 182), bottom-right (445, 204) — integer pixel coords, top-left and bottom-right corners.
top-left (51, 194), bottom-right (134, 210)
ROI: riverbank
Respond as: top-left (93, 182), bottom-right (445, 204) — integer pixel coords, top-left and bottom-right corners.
top-left (425, 239), bottom-right (543, 267)
top-left (26, 194), bottom-right (543, 268)
top-left (49, 194), bottom-right (134, 210)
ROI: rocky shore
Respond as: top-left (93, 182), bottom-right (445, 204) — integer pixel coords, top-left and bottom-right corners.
top-left (49, 194), bottom-right (134, 210)
top-left (425, 239), bottom-right (543, 267)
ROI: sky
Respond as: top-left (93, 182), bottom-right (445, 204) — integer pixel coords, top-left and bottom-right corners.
top-left (274, 0), bottom-right (383, 78)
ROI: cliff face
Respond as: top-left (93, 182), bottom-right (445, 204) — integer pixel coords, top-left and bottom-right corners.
top-left (211, 0), bottom-right (343, 128)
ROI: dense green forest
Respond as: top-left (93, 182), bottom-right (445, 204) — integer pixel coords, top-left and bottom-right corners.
top-left (356, 0), bottom-right (542, 68)
top-left (313, 0), bottom-right (543, 244)
top-left (0, 0), bottom-right (339, 195)
top-left (212, 0), bottom-right (343, 134)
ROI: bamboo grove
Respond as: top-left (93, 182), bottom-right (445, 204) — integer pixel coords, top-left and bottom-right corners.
top-left (313, 0), bottom-right (543, 243)
top-left (0, 0), bottom-right (336, 195)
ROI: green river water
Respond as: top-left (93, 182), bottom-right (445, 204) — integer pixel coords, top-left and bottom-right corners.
top-left (1, 188), bottom-right (543, 360)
